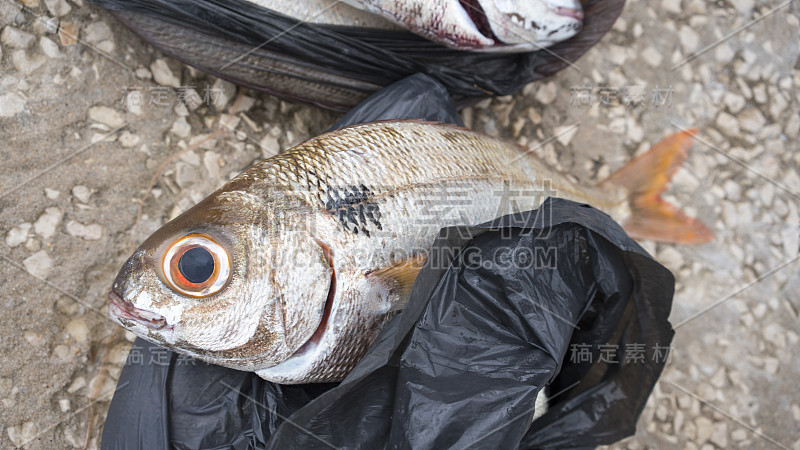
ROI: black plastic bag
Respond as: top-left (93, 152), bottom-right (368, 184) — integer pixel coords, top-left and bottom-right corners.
top-left (101, 75), bottom-right (674, 449)
top-left (88, 0), bottom-right (625, 110)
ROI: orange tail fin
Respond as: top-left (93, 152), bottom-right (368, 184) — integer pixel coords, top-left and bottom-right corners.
top-left (602, 129), bottom-right (714, 244)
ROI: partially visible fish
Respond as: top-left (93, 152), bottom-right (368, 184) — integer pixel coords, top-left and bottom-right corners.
top-left (108, 122), bottom-right (712, 384)
top-left (342, 0), bottom-right (584, 51)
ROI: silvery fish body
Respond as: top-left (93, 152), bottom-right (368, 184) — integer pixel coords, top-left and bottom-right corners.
top-left (109, 121), bottom-right (710, 384)
top-left (248, 0), bottom-right (583, 52)
top-left (340, 0), bottom-right (584, 51)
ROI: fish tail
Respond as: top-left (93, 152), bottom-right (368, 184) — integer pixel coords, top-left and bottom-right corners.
top-left (601, 129), bottom-right (714, 244)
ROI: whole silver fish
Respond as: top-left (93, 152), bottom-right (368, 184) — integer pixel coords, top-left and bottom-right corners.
top-left (108, 121), bottom-right (711, 384)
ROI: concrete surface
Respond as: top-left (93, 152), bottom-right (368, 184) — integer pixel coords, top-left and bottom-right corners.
top-left (0, 0), bottom-right (798, 448)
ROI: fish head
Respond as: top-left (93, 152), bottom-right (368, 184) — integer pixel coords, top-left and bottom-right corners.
top-left (108, 183), bottom-right (333, 371)
top-left (481, 0), bottom-right (583, 50)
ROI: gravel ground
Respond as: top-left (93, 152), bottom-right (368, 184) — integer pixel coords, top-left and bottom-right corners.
top-left (1, 0), bottom-right (798, 448)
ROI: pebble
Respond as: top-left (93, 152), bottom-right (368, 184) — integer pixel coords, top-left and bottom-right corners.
top-left (737, 108), bottom-right (765, 133)
top-left (170, 117), bottom-right (191, 138)
top-left (1, 26), bottom-right (35, 49)
top-left (210, 78), bottom-right (237, 109)
top-left (119, 131), bottom-right (140, 148)
top-left (6, 421), bottom-right (36, 447)
top-left (5, 223), bottom-right (31, 247)
top-left (151, 58), bottom-right (181, 88)
top-left (44, 0), bottom-right (71, 16)
top-left (731, 428), bottom-right (747, 441)
top-left (694, 417), bottom-right (713, 444)
top-left (175, 162), bottom-right (198, 189)
top-left (66, 318), bottom-right (89, 343)
top-left (12, 49), bottom-right (46, 74)
top-left (554, 124), bottom-right (578, 146)
top-left (33, 207), bottom-right (62, 238)
top-left (58, 398), bottom-right (70, 412)
top-left (135, 67), bottom-right (152, 79)
top-left (662, 0), bottom-right (681, 14)
top-left (65, 220), bottom-right (103, 240)
top-left (23, 330), bottom-right (44, 346)
top-left (784, 113), bottom-right (800, 138)
top-left (0, 1), bottom-right (21, 28)
top-left (67, 376), bottom-right (85, 393)
top-left (203, 151), bottom-right (221, 179)
top-left (53, 344), bottom-right (71, 361)
top-left (0, 92), bottom-right (27, 117)
top-left (642, 47), bottom-right (663, 67)
top-left (534, 82), bottom-right (557, 105)
top-left (715, 112), bottom-right (740, 137)
top-left (88, 106), bottom-right (124, 128)
top-left (84, 21), bottom-right (112, 43)
top-left (679, 25), bottom-right (699, 53)
top-left (72, 185), bottom-right (93, 203)
top-left (23, 250), bottom-right (53, 278)
top-left (762, 323), bottom-right (786, 348)
top-left (781, 226), bottom-right (799, 258)
top-left (658, 246), bottom-right (685, 269)
top-left (723, 92), bottom-right (745, 114)
top-left (39, 36), bottom-right (61, 58)
top-left (259, 135), bottom-right (280, 158)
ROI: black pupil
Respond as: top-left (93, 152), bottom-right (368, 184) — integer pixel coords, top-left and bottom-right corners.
top-left (179, 247), bottom-right (215, 284)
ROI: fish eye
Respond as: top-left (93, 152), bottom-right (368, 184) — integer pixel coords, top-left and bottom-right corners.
top-left (162, 233), bottom-right (230, 297)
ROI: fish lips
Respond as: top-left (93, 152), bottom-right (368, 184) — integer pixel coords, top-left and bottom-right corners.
top-left (108, 290), bottom-right (171, 331)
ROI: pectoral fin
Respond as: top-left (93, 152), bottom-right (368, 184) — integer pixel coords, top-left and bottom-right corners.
top-left (366, 254), bottom-right (427, 310)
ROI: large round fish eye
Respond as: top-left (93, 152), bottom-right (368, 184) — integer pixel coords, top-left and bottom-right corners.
top-left (162, 234), bottom-right (230, 297)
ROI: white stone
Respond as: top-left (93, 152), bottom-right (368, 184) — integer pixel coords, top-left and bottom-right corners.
top-left (210, 78), bottom-right (236, 109)
top-left (203, 151), bottom-right (221, 179)
top-left (710, 422), bottom-right (728, 448)
top-left (45, 188), bottom-right (60, 199)
top-left (715, 112), bottom-right (740, 137)
top-left (1, 26), bottom-right (35, 49)
top-left (259, 135), bottom-right (280, 158)
top-left (119, 131), bottom-right (140, 148)
top-left (66, 318), bottom-right (89, 343)
top-left (88, 106), bottom-right (124, 128)
top-left (72, 185), bottom-right (93, 203)
top-left (738, 108), bottom-right (765, 133)
top-left (67, 376), bottom-right (86, 393)
top-left (23, 250), bottom-right (53, 278)
top-left (39, 36), bottom-right (61, 58)
top-left (65, 221), bottom-right (103, 240)
top-left (534, 81), bottom-right (558, 105)
top-left (786, 113), bottom-right (800, 138)
top-left (11, 50), bottom-right (45, 74)
top-left (6, 421), bottom-right (36, 447)
top-left (175, 163), bottom-right (198, 189)
top-left (732, 0), bottom-right (754, 14)
top-left (5, 223), bottom-right (31, 247)
top-left (135, 67), bottom-right (152, 79)
top-left (781, 226), bottom-right (799, 259)
top-left (33, 207), bottom-right (62, 238)
top-left (679, 25), bottom-right (699, 53)
top-left (695, 417), bottom-right (713, 444)
top-left (151, 58), bottom-right (181, 88)
top-left (0, 92), bottom-right (26, 117)
top-left (642, 47), bottom-right (663, 67)
top-left (44, 0), bottom-right (70, 15)
top-left (662, 0), bottom-right (681, 13)
top-left (170, 117), bottom-right (191, 138)
top-left (554, 125), bottom-right (578, 146)
top-left (723, 92), bottom-right (745, 114)
top-left (58, 399), bottom-right (70, 412)
top-left (84, 21), bottom-right (112, 43)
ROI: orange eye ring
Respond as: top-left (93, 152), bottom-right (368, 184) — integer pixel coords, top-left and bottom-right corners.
top-left (162, 234), bottom-right (230, 297)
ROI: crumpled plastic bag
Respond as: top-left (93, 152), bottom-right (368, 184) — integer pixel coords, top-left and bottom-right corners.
top-left (88, 0), bottom-right (625, 110)
top-left (101, 74), bottom-right (674, 449)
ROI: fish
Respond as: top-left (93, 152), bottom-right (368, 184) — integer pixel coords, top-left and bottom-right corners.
top-left (108, 121), bottom-right (713, 384)
top-left (342, 0), bottom-right (584, 52)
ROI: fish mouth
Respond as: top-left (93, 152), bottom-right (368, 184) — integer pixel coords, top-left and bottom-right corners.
top-left (108, 290), bottom-right (170, 331)
top-left (552, 7), bottom-right (584, 21)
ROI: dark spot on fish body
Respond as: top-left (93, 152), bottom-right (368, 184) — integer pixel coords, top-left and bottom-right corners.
top-left (324, 184), bottom-right (382, 237)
